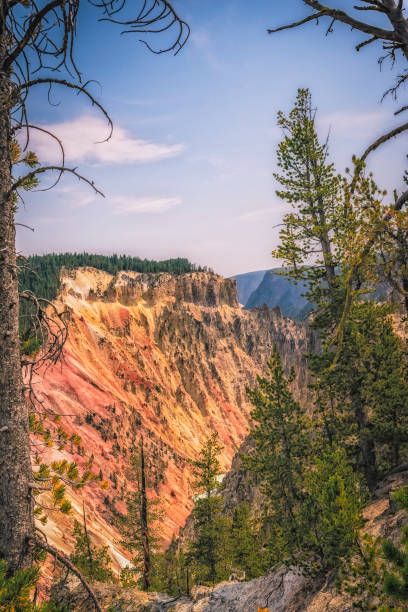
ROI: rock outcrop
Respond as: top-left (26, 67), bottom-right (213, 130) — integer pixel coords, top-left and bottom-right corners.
top-left (35, 268), bottom-right (315, 569)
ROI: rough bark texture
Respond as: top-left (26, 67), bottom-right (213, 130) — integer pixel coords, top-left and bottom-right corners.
top-left (0, 63), bottom-right (33, 570)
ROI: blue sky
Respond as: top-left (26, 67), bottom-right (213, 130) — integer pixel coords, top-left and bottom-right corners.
top-left (16, 0), bottom-right (408, 277)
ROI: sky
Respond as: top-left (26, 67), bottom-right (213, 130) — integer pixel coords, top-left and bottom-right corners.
top-left (15, 0), bottom-right (408, 277)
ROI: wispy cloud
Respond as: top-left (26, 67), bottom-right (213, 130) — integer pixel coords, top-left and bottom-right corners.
top-left (318, 110), bottom-right (387, 140)
top-left (191, 28), bottom-right (224, 72)
top-left (269, 110), bottom-right (388, 144)
top-left (238, 207), bottom-right (277, 221)
top-left (28, 116), bottom-right (185, 166)
top-left (43, 187), bottom-right (182, 217)
top-left (111, 196), bottom-right (182, 216)
top-left (52, 186), bottom-right (98, 208)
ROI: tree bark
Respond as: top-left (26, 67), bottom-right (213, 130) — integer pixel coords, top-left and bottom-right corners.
top-left (0, 61), bottom-right (33, 570)
top-left (353, 397), bottom-right (378, 491)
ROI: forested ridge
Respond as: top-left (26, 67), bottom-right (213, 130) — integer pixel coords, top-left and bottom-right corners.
top-left (19, 253), bottom-right (210, 303)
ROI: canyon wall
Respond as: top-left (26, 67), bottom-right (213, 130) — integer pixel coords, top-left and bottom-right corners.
top-left (34, 268), bottom-right (315, 569)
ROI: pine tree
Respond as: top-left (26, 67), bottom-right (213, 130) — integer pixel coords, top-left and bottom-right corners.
top-left (243, 347), bottom-right (311, 566)
top-left (150, 536), bottom-right (180, 596)
top-left (299, 448), bottom-right (365, 573)
top-left (117, 437), bottom-right (162, 591)
top-left (245, 348), bottom-right (365, 574)
top-left (273, 89), bottom-right (408, 491)
top-left (271, 88), bottom-right (340, 305)
top-left (188, 434), bottom-right (230, 585)
top-left (70, 519), bottom-right (115, 584)
top-left (229, 502), bottom-right (265, 580)
top-left (0, 559), bottom-right (68, 611)
top-left (382, 486), bottom-right (408, 607)
top-left (310, 302), bottom-right (408, 487)
top-left (338, 534), bottom-right (388, 611)
top-left (368, 318), bottom-right (408, 472)
top-left (178, 548), bottom-right (192, 596)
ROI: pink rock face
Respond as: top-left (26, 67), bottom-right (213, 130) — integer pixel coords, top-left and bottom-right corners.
top-left (33, 268), bottom-right (312, 571)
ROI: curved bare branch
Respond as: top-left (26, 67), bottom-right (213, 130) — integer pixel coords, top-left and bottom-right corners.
top-left (361, 119), bottom-right (408, 161)
top-left (269, 1), bottom-right (396, 42)
top-left (29, 536), bottom-right (102, 612)
top-left (12, 166), bottom-right (105, 197)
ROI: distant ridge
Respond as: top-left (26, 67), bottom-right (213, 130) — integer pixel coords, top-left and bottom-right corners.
top-left (229, 269), bottom-right (269, 305)
top-left (232, 268), bottom-right (312, 321)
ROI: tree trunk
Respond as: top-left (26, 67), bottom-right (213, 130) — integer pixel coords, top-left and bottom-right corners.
top-left (354, 399), bottom-right (377, 491)
top-left (386, 2), bottom-right (408, 61)
top-left (0, 65), bottom-right (33, 571)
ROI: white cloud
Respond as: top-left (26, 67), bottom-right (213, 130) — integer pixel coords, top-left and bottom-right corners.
top-left (111, 196), bottom-right (182, 215)
top-left (27, 116), bottom-right (184, 166)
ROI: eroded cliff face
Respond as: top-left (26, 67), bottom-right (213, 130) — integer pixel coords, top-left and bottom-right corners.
top-left (34, 268), bottom-right (314, 568)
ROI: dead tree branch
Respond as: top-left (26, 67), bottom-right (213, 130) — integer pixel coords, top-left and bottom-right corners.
top-left (29, 536), bottom-right (102, 612)
top-left (269, 1), bottom-right (408, 98)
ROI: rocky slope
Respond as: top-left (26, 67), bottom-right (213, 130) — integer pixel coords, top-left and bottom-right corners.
top-left (56, 466), bottom-right (408, 611)
top-left (34, 267), bottom-right (315, 570)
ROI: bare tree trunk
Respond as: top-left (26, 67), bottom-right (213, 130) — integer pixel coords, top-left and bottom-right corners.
top-left (140, 436), bottom-right (151, 591)
top-left (82, 503), bottom-right (94, 577)
top-left (0, 60), bottom-right (33, 570)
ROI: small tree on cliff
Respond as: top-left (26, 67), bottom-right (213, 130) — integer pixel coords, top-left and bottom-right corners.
top-left (70, 504), bottom-right (115, 584)
top-left (188, 433), bottom-right (230, 585)
top-left (117, 437), bottom-right (162, 591)
top-left (0, 0), bottom-right (188, 579)
top-left (0, 559), bottom-right (68, 611)
top-left (382, 486), bottom-right (408, 606)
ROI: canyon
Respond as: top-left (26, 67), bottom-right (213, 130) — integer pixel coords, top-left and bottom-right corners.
top-left (33, 267), bottom-right (315, 571)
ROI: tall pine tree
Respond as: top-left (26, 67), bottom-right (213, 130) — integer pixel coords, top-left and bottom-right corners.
top-left (117, 437), bottom-right (161, 591)
top-left (188, 434), bottom-right (230, 585)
